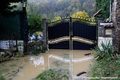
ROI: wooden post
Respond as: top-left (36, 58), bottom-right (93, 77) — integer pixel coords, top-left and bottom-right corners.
top-left (42, 19), bottom-right (48, 51)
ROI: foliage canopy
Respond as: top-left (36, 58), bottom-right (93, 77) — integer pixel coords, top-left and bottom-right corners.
top-left (71, 11), bottom-right (96, 24)
top-left (0, 0), bottom-right (23, 14)
top-left (71, 11), bottom-right (90, 19)
top-left (95, 0), bottom-right (110, 19)
top-left (52, 16), bottom-right (62, 22)
top-left (28, 14), bottom-right (42, 34)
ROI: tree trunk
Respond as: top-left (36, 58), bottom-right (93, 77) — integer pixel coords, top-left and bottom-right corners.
top-left (112, 0), bottom-right (120, 53)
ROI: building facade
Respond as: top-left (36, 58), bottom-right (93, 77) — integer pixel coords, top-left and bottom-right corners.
top-left (0, 0), bottom-right (28, 53)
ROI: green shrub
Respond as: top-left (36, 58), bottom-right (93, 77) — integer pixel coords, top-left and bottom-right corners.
top-left (90, 57), bottom-right (120, 79)
top-left (94, 42), bottom-right (117, 61)
top-left (90, 43), bottom-right (120, 80)
top-left (28, 14), bottom-right (42, 33)
top-left (36, 69), bottom-right (69, 80)
top-left (28, 41), bottom-right (46, 55)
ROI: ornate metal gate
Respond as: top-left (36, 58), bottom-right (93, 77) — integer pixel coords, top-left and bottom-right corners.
top-left (47, 18), bottom-right (97, 50)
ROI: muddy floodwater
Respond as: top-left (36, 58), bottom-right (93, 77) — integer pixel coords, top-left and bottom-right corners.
top-left (0, 49), bottom-right (94, 80)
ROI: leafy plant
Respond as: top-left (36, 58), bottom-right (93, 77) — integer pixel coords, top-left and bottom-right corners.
top-left (71, 11), bottom-right (90, 19)
top-left (0, 0), bottom-right (20, 15)
top-left (94, 42), bottom-right (117, 61)
top-left (27, 41), bottom-right (46, 55)
top-left (36, 69), bottom-right (69, 80)
top-left (89, 42), bottom-right (120, 80)
top-left (95, 0), bottom-right (110, 19)
top-left (90, 56), bottom-right (120, 80)
top-left (52, 16), bottom-right (62, 22)
top-left (28, 14), bottom-right (42, 34)
top-left (71, 11), bottom-right (96, 25)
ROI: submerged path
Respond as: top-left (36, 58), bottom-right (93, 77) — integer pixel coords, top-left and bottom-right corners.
top-left (12, 49), bottom-right (94, 80)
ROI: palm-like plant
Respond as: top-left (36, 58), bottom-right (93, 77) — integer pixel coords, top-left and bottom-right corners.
top-left (94, 42), bottom-right (117, 60)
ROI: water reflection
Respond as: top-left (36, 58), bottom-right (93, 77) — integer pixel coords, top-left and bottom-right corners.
top-left (13, 50), bottom-right (94, 80)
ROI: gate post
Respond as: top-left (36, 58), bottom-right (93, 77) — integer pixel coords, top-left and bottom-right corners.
top-left (69, 17), bottom-right (73, 80)
top-left (69, 17), bottom-right (73, 50)
top-left (42, 19), bottom-right (48, 51)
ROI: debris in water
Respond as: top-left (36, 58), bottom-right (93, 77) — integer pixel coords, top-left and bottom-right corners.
top-left (77, 72), bottom-right (87, 76)
top-left (85, 53), bottom-right (91, 56)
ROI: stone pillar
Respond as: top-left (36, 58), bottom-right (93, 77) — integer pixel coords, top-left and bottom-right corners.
top-left (97, 19), bottom-right (104, 37)
top-left (112, 0), bottom-right (120, 53)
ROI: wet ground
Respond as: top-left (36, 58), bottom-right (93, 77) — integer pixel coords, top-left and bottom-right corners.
top-left (0, 49), bottom-right (94, 80)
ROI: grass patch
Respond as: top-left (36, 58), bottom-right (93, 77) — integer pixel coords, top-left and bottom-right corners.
top-left (36, 69), bottom-right (69, 80)
top-left (89, 42), bottom-right (120, 80)
top-left (0, 73), bottom-right (5, 80)
top-left (90, 56), bottom-right (120, 80)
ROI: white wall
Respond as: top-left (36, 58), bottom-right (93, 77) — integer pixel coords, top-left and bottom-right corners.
top-left (0, 40), bottom-right (24, 53)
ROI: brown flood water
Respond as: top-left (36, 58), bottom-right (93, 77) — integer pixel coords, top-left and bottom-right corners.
top-left (13, 49), bottom-right (94, 80)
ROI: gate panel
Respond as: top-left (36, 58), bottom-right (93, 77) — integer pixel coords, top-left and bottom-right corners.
top-left (48, 22), bottom-right (69, 40)
top-left (73, 21), bottom-right (97, 50)
top-left (49, 41), bottom-right (69, 49)
top-left (48, 22), bottom-right (69, 49)
top-left (73, 41), bottom-right (95, 50)
top-left (73, 22), bottom-right (96, 40)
